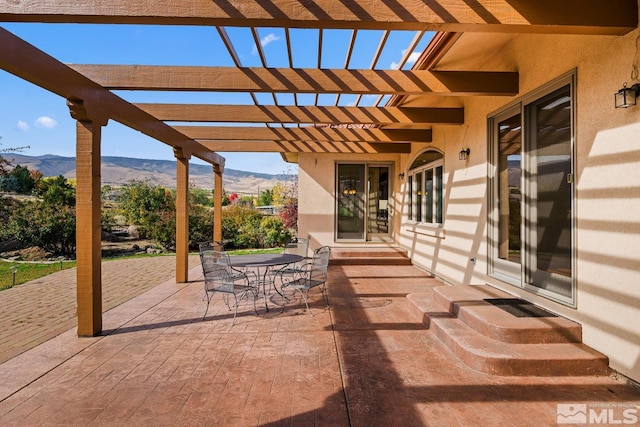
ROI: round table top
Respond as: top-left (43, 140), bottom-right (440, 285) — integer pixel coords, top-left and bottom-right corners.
top-left (228, 253), bottom-right (304, 268)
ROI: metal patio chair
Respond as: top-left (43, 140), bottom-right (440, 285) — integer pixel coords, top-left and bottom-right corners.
top-left (281, 245), bottom-right (331, 316)
top-left (198, 241), bottom-right (224, 254)
top-left (200, 249), bottom-right (258, 325)
top-left (271, 236), bottom-right (310, 293)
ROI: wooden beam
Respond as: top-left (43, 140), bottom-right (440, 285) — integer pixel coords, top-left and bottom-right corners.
top-left (174, 148), bottom-right (189, 283)
top-left (69, 65), bottom-right (519, 96)
top-left (135, 103), bottom-right (464, 125)
top-left (73, 111), bottom-right (105, 337)
top-left (197, 140), bottom-right (412, 154)
top-left (174, 126), bottom-right (432, 143)
top-left (0, 27), bottom-right (225, 169)
top-left (213, 168), bottom-right (223, 243)
top-left (0, 0), bottom-right (636, 35)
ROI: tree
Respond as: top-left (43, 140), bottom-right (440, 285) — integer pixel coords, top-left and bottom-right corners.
top-left (273, 172), bottom-right (299, 232)
top-left (191, 187), bottom-right (213, 207)
top-left (117, 180), bottom-right (175, 239)
top-left (6, 200), bottom-right (76, 256)
top-left (0, 196), bottom-right (21, 241)
top-left (279, 197), bottom-right (298, 231)
top-left (10, 165), bottom-right (35, 193)
top-left (0, 164), bottom-right (40, 194)
top-left (0, 138), bottom-right (29, 176)
top-left (257, 188), bottom-right (273, 206)
top-left (221, 205), bottom-right (263, 249)
top-left (35, 175), bottom-right (76, 206)
top-left (258, 216), bottom-right (291, 247)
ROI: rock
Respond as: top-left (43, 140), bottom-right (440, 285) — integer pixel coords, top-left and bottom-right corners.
top-left (127, 225), bottom-right (140, 238)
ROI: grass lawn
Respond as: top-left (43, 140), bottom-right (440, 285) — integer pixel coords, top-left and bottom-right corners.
top-left (0, 260), bottom-right (76, 291)
top-left (0, 247), bottom-right (282, 291)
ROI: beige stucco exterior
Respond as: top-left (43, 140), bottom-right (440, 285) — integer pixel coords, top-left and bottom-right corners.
top-left (298, 28), bottom-right (640, 383)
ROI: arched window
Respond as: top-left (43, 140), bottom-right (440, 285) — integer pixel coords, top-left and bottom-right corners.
top-left (407, 150), bottom-right (444, 224)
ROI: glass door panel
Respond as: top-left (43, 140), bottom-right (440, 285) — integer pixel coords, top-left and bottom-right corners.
top-left (498, 113), bottom-right (522, 265)
top-left (367, 166), bottom-right (390, 235)
top-left (336, 164), bottom-right (366, 240)
top-left (526, 85), bottom-right (573, 299)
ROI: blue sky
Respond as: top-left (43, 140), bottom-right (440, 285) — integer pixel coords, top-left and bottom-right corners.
top-left (1, 23), bottom-right (432, 175)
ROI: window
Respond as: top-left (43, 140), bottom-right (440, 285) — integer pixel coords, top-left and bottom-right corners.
top-left (488, 72), bottom-right (575, 305)
top-left (408, 150), bottom-right (444, 225)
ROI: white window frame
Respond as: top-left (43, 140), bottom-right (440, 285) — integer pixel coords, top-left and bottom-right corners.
top-left (407, 150), bottom-right (444, 226)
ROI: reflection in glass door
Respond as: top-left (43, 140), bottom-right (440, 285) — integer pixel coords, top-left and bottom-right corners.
top-left (337, 164), bottom-right (366, 240)
top-left (367, 166), bottom-right (389, 236)
top-left (525, 85), bottom-right (573, 300)
top-left (336, 164), bottom-right (391, 241)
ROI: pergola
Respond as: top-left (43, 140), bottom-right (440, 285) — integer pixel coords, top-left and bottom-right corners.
top-left (1, 1), bottom-right (636, 336)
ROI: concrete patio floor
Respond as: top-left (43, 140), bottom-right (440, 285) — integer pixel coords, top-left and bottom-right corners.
top-left (0, 258), bottom-right (639, 426)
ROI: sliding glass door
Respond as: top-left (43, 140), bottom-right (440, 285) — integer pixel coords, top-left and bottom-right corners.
top-left (489, 73), bottom-right (575, 305)
top-left (336, 164), bottom-right (391, 241)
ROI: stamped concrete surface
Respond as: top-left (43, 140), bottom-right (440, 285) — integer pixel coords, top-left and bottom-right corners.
top-left (0, 259), bottom-right (638, 426)
top-left (0, 255), bottom-right (200, 364)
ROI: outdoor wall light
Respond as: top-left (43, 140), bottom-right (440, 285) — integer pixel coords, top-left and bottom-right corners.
top-left (10, 265), bottom-right (18, 286)
top-left (614, 83), bottom-right (640, 108)
top-left (459, 148), bottom-right (471, 161)
top-left (398, 172), bottom-right (405, 180)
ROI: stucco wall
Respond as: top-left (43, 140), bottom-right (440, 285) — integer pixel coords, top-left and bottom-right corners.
top-left (297, 152), bottom-right (402, 251)
top-left (297, 28), bottom-right (640, 383)
top-left (398, 30), bottom-right (640, 383)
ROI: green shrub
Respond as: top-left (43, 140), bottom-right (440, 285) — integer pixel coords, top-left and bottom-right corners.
top-left (259, 216), bottom-right (291, 248)
top-left (221, 205), bottom-right (262, 249)
top-left (189, 204), bottom-right (214, 250)
top-left (7, 200), bottom-right (76, 256)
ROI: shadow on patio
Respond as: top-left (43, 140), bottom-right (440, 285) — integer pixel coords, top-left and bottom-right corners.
top-left (0, 260), bottom-right (638, 426)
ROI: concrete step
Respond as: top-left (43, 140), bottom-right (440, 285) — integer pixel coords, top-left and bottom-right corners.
top-left (407, 288), bottom-right (610, 376)
top-left (433, 285), bottom-right (583, 344)
top-left (329, 247), bottom-right (412, 266)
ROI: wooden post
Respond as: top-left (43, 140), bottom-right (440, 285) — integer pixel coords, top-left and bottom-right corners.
top-left (68, 99), bottom-right (108, 337)
top-left (175, 147), bottom-right (190, 283)
top-left (214, 165), bottom-right (223, 243)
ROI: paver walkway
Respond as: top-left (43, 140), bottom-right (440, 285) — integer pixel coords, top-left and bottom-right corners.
top-left (0, 255), bottom-right (199, 364)
top-left (0, 259), bottom-right (639, 426)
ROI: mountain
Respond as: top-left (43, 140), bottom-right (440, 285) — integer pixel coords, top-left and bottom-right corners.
top-left (3, 154), bottom-right (287, 195)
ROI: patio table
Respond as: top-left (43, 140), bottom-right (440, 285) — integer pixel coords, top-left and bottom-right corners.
top-left (228, 253), bottom-right (304, 311)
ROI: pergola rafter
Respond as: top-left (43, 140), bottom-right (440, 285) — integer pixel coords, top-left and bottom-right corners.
top-left (174, 125), bottom-right (432, 143)
top-left (134, 104), bottom-right (464, 126)
top-left (0, 0), bottom-right (636, 35)
top-left (68, 65), bottom-right (519, 96)
top-left (197, 140), bottom-right (412, 154)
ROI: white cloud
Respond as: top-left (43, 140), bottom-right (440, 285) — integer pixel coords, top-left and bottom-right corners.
top-left (252, 33), bottom-right (281, 55)
top-left (34, 116), bottom-right (58, 129)
top-left (16, 120), bottom-right (29, 132)
top-left (407, 51), bottom-right (421, 64)
top-left (261, 33), bottom-right (281, 48)
top-left (391, 50), bottom-right (423, 69)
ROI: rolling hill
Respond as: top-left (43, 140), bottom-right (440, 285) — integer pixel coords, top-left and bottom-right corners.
top-left (4, 154), bottom-right (287, 195)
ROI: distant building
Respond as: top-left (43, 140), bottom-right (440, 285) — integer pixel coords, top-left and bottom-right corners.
top-left (256, 205), bottom-right (279, 216)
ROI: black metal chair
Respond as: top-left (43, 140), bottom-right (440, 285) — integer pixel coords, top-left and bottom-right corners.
top-left (281, 246), bottom-right (331, 316)
top-left (272, 236), bottom-right (310, 294)
top-left (200, 249), bottom-right (258, 325)
top-left (198, 241), bottom-right (224, 254)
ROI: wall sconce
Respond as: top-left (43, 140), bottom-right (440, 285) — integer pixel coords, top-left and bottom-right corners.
top-left (398, 172), bottom-right (405, 180)
top-left (614, 83), bottom-right (640, 108)
top-left (459, 148), bottom-right (470, 161)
